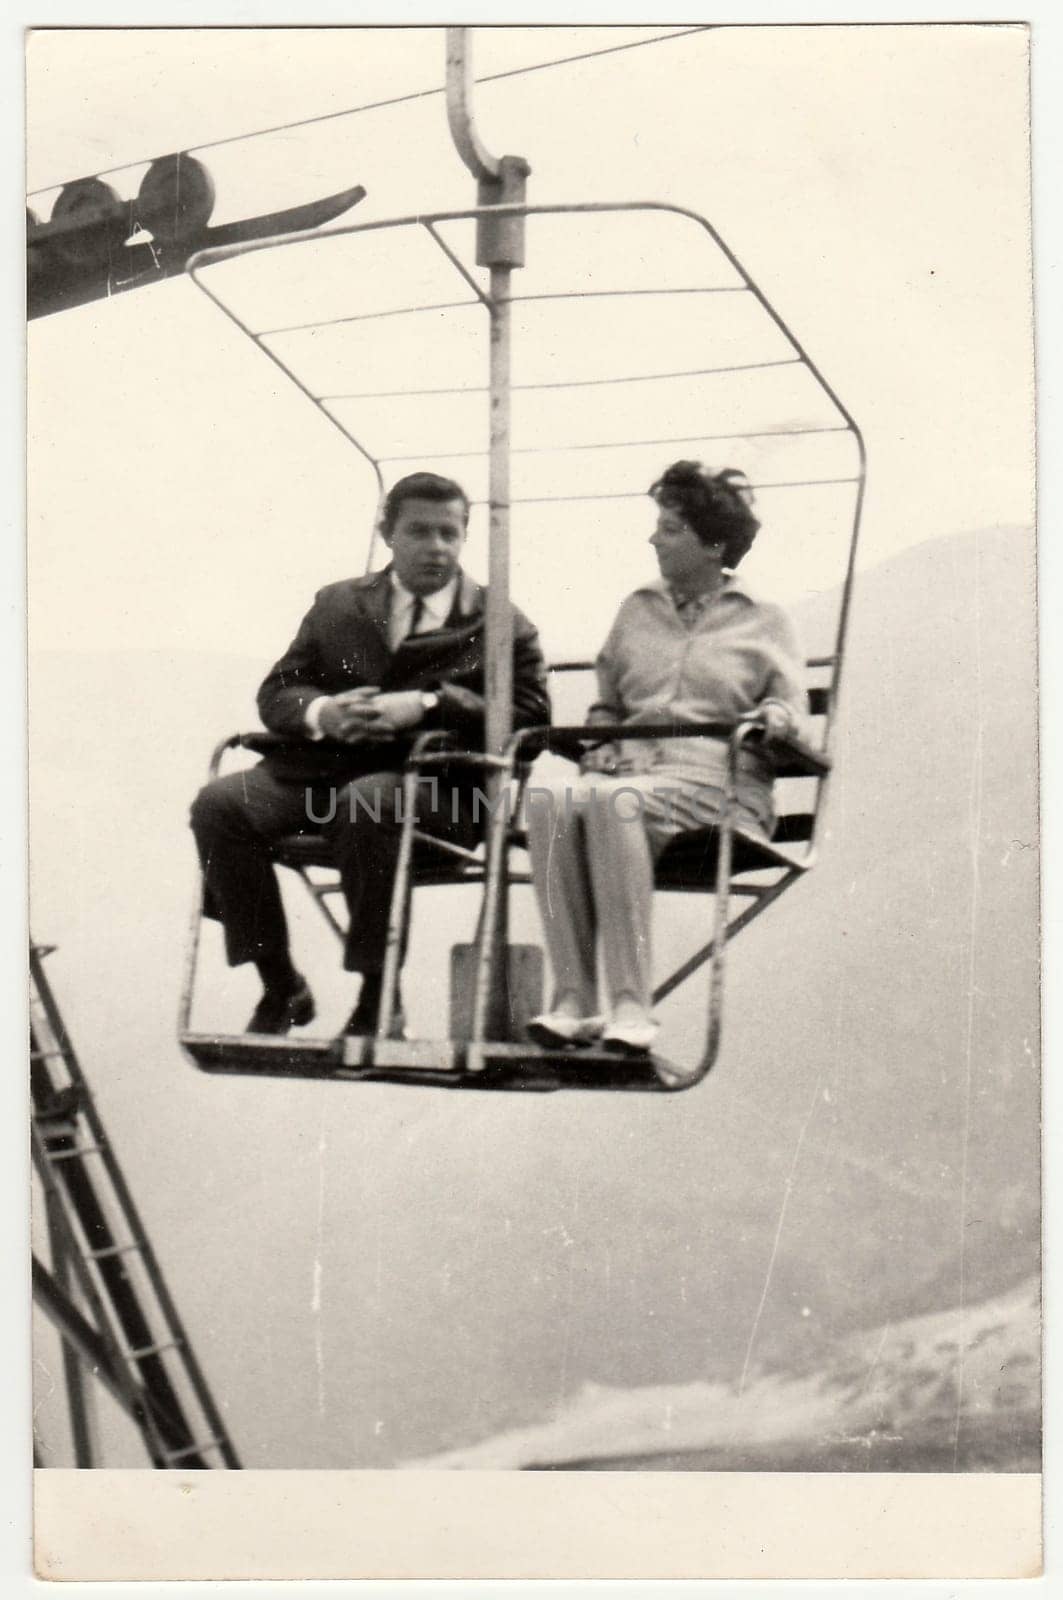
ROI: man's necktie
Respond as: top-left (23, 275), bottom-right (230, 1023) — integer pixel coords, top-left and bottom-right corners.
top-left (404, 595), bottom-right (425, 642)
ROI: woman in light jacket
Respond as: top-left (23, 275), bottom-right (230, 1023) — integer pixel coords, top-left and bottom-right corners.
top-left (527, 460), bottom-right (805, 1055)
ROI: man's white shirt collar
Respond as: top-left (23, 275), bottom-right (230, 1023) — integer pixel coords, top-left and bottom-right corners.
top-left (388, 571), bottom-right (458, 648)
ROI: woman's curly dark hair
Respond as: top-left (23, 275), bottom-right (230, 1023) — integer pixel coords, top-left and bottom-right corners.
top-left (649, 460), bottom-right (760, 568)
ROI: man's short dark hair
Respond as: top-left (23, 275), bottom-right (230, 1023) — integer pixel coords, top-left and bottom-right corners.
top-left (380, 472), bottom-right (471, 534)
top-left (649, 460), bottom-right (760, 569)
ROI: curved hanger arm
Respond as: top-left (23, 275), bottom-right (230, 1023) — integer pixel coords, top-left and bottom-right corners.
top-left (445, 27), bottom-right (502, 182)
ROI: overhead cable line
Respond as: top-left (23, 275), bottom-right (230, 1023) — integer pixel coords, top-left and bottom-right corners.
top-left (27, 27), bottom-right (713, 198)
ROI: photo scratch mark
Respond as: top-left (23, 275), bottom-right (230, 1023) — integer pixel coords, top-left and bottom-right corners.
top-left (737, 1071), bottom-right (823, 1396)
top-left (311, 1110), bottom-right (328, 1418)
top-left (859, 1322), bottom-right (891, 1399)
top-left (953, 530), bottom-right (985, 1468)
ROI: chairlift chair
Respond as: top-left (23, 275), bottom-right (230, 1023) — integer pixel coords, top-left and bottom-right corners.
top-left (177, 188), bottom-right (865, 1093)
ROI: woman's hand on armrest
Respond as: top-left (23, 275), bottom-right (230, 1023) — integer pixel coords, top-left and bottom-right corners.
top-left (753, 699), bottom-right (799, 745)
top-left (579, 741), bottom-right (655, 776)
top-left (579, 741), bottom-right (622, 775)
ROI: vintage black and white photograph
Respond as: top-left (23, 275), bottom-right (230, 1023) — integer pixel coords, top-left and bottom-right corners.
top-left (25, 20), bottom-right (1040, 1581)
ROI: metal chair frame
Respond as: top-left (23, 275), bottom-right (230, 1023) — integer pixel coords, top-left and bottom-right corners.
top-left (179, 649), bottom-right (833, 1092)
top-left (180, 196), bottom-right (865, 1090)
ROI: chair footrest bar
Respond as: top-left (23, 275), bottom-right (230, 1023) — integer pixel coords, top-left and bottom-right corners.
top-left (181, 1032), bottom-right (345, 1074)
top-left (353, 1038), bottom-right (461, 1072)
top-left (465, 1041), bottom-right (685, 1090)
top-left (182, 1031), bottom-right (696, 1091)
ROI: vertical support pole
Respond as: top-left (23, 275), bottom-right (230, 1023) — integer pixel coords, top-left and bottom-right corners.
top-left (475, 163), bottom-right (528, 1041)
top-left (485, 263), bottom-right (513, 767)
top-left (42, 1192), bottom-right (99, 1466)
top-left (477, 152), bottom-right (529, 774)
top-left (444, 28), bottom-right (530, 1044)
top-left (474, 264), bottom-right (514, 1040)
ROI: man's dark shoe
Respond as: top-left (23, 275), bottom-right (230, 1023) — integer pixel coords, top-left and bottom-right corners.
top-left (246, 978), bottom-right (315, 1036)
top-left (343, 975), bottom-right (406, 1039)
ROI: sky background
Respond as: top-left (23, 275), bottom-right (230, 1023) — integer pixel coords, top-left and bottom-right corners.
top-left (26, 23), bottom-right (1033, 665)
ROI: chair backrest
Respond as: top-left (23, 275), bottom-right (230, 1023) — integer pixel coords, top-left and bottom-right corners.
top-left (546, 655), bottom-right (838, 861)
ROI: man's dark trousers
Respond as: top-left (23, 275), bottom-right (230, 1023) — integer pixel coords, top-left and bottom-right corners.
top-left (189, 565), bottom-right (549, 980)
top-left (190, 764), bottom-right (480, 974)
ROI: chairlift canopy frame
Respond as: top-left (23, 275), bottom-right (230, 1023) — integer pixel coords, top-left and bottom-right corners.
top-left (187, 198), bottom-right (865, 691)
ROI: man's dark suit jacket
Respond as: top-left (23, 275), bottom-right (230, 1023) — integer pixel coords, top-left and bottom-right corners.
top-left (255, 566), bottom-right (551, 782)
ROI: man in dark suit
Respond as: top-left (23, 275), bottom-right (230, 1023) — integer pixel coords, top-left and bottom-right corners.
top-left (190, 471), bottom-right (550, 1036)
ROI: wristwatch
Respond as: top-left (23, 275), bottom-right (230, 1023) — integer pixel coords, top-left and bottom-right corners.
top-left (420, 690), bottom-right (440, 715)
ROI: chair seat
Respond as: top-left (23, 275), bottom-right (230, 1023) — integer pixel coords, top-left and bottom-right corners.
top-left (655, 823), bottom-right (808, 891)
top-left (271, 812), bottom-right (811, 895)
top-left (271, 833), bottom-right (335, 869)
top-left (271, 830), bottom-right (486, 887)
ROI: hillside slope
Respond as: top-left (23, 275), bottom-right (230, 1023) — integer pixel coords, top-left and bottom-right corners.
top-left (29, 523), bottom-right (1040, 1468)
top-left (410, 1273), bottom-right (1040, 1471)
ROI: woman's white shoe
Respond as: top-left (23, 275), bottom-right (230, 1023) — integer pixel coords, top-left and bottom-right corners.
top-left (601, 1017), bottom-right (660, 1056)
top-left (527, 1012), bottom-right (604, 1048)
